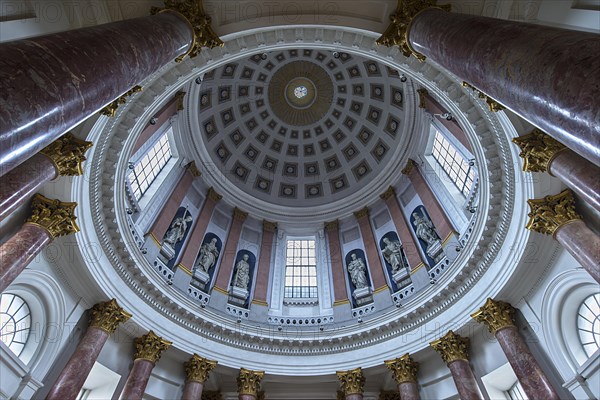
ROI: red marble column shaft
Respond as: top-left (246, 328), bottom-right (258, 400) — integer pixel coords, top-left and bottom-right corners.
top-left (0, 224), bottom-right (52, 292)
top-left (421, 91), bottom-right (471, 151)
top-left (149, 170), bottom-right (193, 240)
top-left (383, 193), bottom-right (426, 270)
top-left (214, 212), bottom-right (246, 291)
top-left (408, 9), bottom-right (600, 166)
top-left (554, 220), bottom-right (600, 284)
top-left (181, 381), bottom-right (204, 400)
top-left (355, 214), bottom-right (387, 290)
top-left (345, 394), bottom-right (363, 400)
top-left (549, 149), bottom-right (600, 213)
top-left (326, 224), bottom-right (349, 303)
top-left (132, 98), bottom-right (178, 155)
top-left (46, 327), bottom-right (109, 400)
top-left (120, 359), bottom-right (155, 400)
top-left (177, 193), bottom-right (219, 270)
top-left (0, 154), bottom-right (57, 222)
top-left (252, 226), bottom-right (275, 304)
top-left (495, 326), bottom-right (560, 400)
top-left (398, 382), bottom-right (420, 400)
top-left (0, 11), bottom-right (194, 177)
top-left (447, 360), bottom-right (483, 400)
top-left (406, 167), bottom-right (454, 238)
top-left (238, 395), bottom-right (256, 400)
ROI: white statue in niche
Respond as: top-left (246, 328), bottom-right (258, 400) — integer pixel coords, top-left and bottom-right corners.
top-left (195, 238), bottom-right (219, 273)
top-left (412, 211), bottom-right (440, 247)
top-left (347, 253), bottom-right (369, 289)
top-left (381, 237), bottom-right (408, 273)
top-left (232, 254), bottom-right (250, 290)
top-left (164, 214), bottom-right (193, 246)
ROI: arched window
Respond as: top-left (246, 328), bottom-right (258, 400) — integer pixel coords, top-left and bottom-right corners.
top-left (577, 293), bottom-right (600, 357)
top-left (0, 293), bottom-right (32, 357)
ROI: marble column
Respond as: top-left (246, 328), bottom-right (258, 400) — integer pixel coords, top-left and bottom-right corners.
top-left (336, 368), bottom-right (365, 400)
top-left (354, 208), bottom-right (388, 291)
top-left (381, 187), bottom-right (427, 271)
top-left (0, 1), bottom-right (223, 177)
top-left (0, 194), bottom-right (78, 292)
top-left (377, 3), bottom-right (600, 166)
top-left (472, 298), bottom-right (560, 399)
top-left (213, 208), bottom-right (248, 292)
top-left (325, 221), bottom-right (350, 304)
top-left (513, 129), bottom-right (600, 213)
top-left (177, 187), bottom-right (222, 271)
top-left (120, 331), bottom-right (172, 400)
top-left (252, 221), bottom-right (277, 305)
top-left (46, 300), bottom-right (131, 400)
top-left (237, 368), bottom-right (264, 400)
top-left (430, 331), bottom-right (483, 400)
top-left (526, 189), bottom-right (600, 283)
top-left (0, 133), bottom-right (92, 222)
top-left (181, 354), bottom-right (217, 400)
top-left (385, 354), bottom-right (420, 400)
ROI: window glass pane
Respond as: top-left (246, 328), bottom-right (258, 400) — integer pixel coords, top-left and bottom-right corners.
top-left (0, 294), bottom-right (31, 358)
top-left (431, 129), bottom-right (473, 197)
top-left (284, 239), bottom-right (318, 299)
top-left (577, 293), bottom-right (600, 357)
top-left (128, 129), bottom-right (172, 201)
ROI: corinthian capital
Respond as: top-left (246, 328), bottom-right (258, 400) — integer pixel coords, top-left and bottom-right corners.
top-left (385, 353), bottom-right (419, 384)
top-left (133, 331), bottom-right (172, 363)
top-left (237, 368), bottom-right (264, 396)
top-left (184, 354), bottom-right (217, 383)
top-left (39, 132), bottom-right (93, 176)
top-left (512, 129), bottom-right (566, 173)
top-left (376, 0), bottom-right (450, 61)
top-left (26, 194), bottom-right (79, 239)
top-left (471, 298), bottom-right (516, 334)
top-left (336, 368), bottom-right (365, 395)
top-left (526, 189), bottom-right (582, 236)
top-left (430, 330), bottom-right (470, 364)
top-left (89, 299), bottom-right (131, 333)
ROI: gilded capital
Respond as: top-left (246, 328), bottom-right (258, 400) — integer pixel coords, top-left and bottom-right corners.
top-left (417, 88), bottom-right (429, 109)
top-left (186, 161), bottom-right (201, 177)
top-left (88, 299), bottom-right (131, 333)
top-left (184, 354), bottom-right (217, 383)
top-left (133, 331), bottom-right (172, 363)
top-left (526, 189), bottom-right (582, 236)
top-left (376, 0), bottom-right (450, 61)
top-left (430, 330), bottom-right (470, 364)
top-left (471, 298), bottom-right (516, 335)
top-left (207, 187), bottom-right (222, 202)
top-left (151, 0), bottom-right (223, 62)
top-left (512, 129), bottom-right (566, 173)
top-left (26, 194), bottom-right (79, 239)
top-left (100, 85), bottom-right (142, 117)
top-left (233, 207), bottom-right (248, 221)
top-left (462, 82), bottom-right (504, 112)
top-left (325, 220), bottom-right (339, 232)
top-left (336, 368), bottom-right (365, 395)
top-left (401, 159), bottom-right (418, 175)
top-left (175, 90), bottom-right (187, 111)
top-left (39, 132), bottom-right (93, 176)
top-left (354, 207), bottom-right (370, 219)
top-left (380, 186), bottom-right (397, 200)
top-left (237, 368), bottom-right (264, 396)
top-left (385, 353), bottom-right (419, 384)
top-left (262, 220), bottom-right (277, 232)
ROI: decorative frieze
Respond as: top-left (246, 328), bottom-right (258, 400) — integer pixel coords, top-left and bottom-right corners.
top-left (39, 132), bottom-right (93, 176)
top-left (430, 330), bottom-right (470, 364)
top-left (512, 129), bottom-right (566, 173)
top-left (26, 194), bottom-right (79, 239)
top-left (184, 354), bottom-right (217, 383)
top-left (526, 189), bottom-right (582, 236)
top-left (337, 367), bottom-right (366, 395)
top-left (385, 353), bottom-right (419, 384)
top-left (471, 298), bottom-right (516, 334)
top-left (88, 299), bottom-right (131, 333)
top-left (133, 331), bottom-right (172, 363)
top-left (462, 82), bottom-right (504, 112)
top-left (100, 85), bottom-right (142, 117)
top-left (237, 368), bottom-right (264, 396)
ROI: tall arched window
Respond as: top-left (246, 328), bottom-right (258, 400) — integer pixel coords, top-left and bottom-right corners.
top-left (577, 293), bottom-right (600, 357)
top-left (0, 293), bottom-right (32, 357)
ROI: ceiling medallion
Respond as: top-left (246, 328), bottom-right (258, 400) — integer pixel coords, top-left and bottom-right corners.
top-left (268, 61), bottom-right (333, 126)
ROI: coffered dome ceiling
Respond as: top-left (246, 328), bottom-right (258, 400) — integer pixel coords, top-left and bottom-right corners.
top-left (192, 49), bottom-right (411, 208)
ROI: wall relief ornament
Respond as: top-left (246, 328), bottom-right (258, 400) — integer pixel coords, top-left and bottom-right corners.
top-left (512, 128), bottom-right (566, 173)
top-left (471, 298), bottom-right (516, 334)
top-left (26, 193), bottom-right (79, 239)
top-left (39, 132), bottom-right (93, 176)
top-left (430, 330), bottom-right (470, 364)
top-left (462, 82), bottom-right (505, 112)
top-left (237, 368), bottom-right (264, 396)
top-left (376, 0), bottom-right (450, 61)
top-left (526, 189), bottom-right (582, 236)
top-left (336, 368), bottom-right (366, 395)
top-left (133, 331), bottom-right (172, 363)
top-left (88, 299), bottom-right (131, 333)
top-left (184, 354), bottom-right (217, 383)
top-left (385, 353), bottom-right (419, 384)
top-left (151, 0), bottom-right (223, 62)
top-left (100, 85), bottom-right (142, 117)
